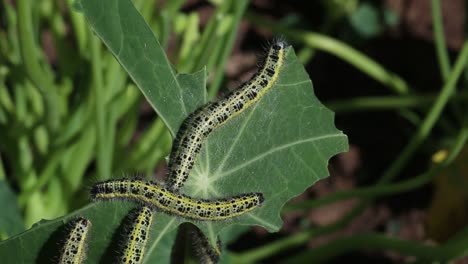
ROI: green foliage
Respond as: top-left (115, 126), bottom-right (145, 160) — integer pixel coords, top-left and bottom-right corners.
top-left (0, 0), bottom-right (229, 229)
top-left (74, 0), bottom-right (206, 134)
top-left (1, 0), bottom-right (468, 263)
top-left (0, 181), bottom-right (24, 239)
top-left (0, 0), bottom-right (346, 262)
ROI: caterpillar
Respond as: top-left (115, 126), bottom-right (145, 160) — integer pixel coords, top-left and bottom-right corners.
top-left (120, 206), bottom-right (154, 264)
top-left (192, 228), bottom-right (221, 264)
top-left (59, 217), bottom-right (92, 264)
top-left (90, 178), bottom-right (264, 221)
top-left (166, 40), bottom-right (287, 192)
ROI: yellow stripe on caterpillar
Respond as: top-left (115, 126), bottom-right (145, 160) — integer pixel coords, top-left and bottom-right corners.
top-left (166, 40), bottom-right (287, 192)
top-left (120, 206), bottom-right (153, 264)
top-left (59, 217), bottom-right (92, 264)
top-left (90, 178), bottom-right (264, 221)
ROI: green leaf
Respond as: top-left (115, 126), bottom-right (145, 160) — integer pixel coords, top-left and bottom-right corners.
top-left (0, 203), bottom-right (177, 263)
top-left (190, 49), bottom-right (347, 244)
top-left (74, 0), bottom-right (206, 136)
top-left (0, 0), bottom-right (347, 262)
top-left (0, 180), bottom-right (24, 238)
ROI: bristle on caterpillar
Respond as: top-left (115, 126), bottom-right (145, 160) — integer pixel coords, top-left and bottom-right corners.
top-left (90, 178), bottom-right (264, 221)
top-left (120, 206), bottom-right (154, 264)
top-left (166, 40), bottom-right (287, 192)
top-left (59, 217), bottom-right (92, 264)
top-left (192, 229), bottom-right (221, 264)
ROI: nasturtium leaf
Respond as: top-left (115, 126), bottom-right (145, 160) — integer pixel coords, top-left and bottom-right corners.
top-left (0, 180), bottom-right (24, 237)
top-left (189, 48), bottom-right (348, 244)
top-left (0, 0), bottom-right (347, 263)
top-left (0, 203), bottom-right (178, 263)
top-left (73, 0), bottom-right (206, 136)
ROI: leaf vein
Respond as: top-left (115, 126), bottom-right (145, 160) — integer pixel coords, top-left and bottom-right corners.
top-left (214, 134), bottom-right (345, 179)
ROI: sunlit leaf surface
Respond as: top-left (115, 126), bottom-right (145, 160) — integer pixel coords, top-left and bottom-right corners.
top-left (0, 0), bottom-right (348, 263)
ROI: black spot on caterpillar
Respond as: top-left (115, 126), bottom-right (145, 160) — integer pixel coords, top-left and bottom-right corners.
top-left (166, 40), bottom-right (288, 192)
top-left (90, 178), bottom-right (264, 221)
top-left (59, 217), bottom-right (92, 264)
top-left (120, 206), bottom-right (154, 264)
top-left (192, 228), bottom-right (221, 264)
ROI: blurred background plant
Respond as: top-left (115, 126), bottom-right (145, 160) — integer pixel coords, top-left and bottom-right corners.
top-left (1, 0), bottom-right (468, 262)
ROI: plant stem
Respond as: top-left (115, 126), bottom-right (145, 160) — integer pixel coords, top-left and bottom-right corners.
top-left (66, 0), bottom-right (88, 55)
top-left (207, 0), bottom-right (249, 99)
top-left (430, 0), bottom-right (464, 125)
top-left (234, 204), bottom-right (363, 263)
top-left (235, 42), bottom-right (468, 262)
top-left (247, 13), bottom-right (468, 183)
top-left (90, 35), bottom-right (109, 180)
top-left (431, 0), bottom-right (451, 81)
top-left (17, 0), bottom-right (59, 130)
top-left (300, 41), bottom-right (468, 215)
top-left (327, 91), bottom-right (468, 113)
top-left (191, 1), bottom-right (231, 73)
top-left (242, 125), bottom-right (468, 262)
top-left (315, 41), bottom-right (468, 262)
top-left (285, 125), bottom-right (468, 212)
top-left (121, 118), bottom-right (167, 171)
top-left (0, 154), bottom-right (6, 180)
top-left (246, 13), bottom-right (410, 95)
top-left (18, 148), bottom-right (64, 204)
top-left (285, 234), bottom-right (450, 263)
top-left (380, 40), bottom-right (468, 184)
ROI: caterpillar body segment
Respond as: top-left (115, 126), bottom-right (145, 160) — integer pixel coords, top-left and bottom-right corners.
top-left (192, 228), bottom-right (222, 264)
top-left (59, 217), bottom-right (92, 264)
top-left (166, 40), bottom-right (287, 192)
top-left (91, 178), bottom-right (264, 221)
top-left (120, 206), bottom-right (154, 264)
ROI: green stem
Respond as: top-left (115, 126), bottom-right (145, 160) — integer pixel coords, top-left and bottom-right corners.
top-left (285, 234), bottom-right (451, 263)
top-left (240, 126), bottom-right (468, 262)
top-left (207, 0), bottom-right (249, 99)
top-left (18, 149), bottom-right (64, 205)
top-left (287, 50), bottom-right (468, 260)
top-left (232, 229), bottom-right (324, 263)
top-left (204, 37), bottom-right (225, 79)
top-left (246, 13), bottom-right (409, 95)
top-left (234, 203), bottom-right (363, 263)
top-left (66, 0), bottom-right (88, 55)
top-left (165, 0), bottom-right (185, 14)
top-left (431, 0), bottom-right (451, 81)
top-left (431, 0), bottom-right (464, 124)
top-left (90, 36), bottom-right (109, 180)
top-left (0, 154), bottom-right (6, 180)
top-left (286, 44), bottom-right (467, 253)
top-left (191, 1), bottom-right (231, 73)
top-left (120, 118), bottom-right (167, 171)
top-left (235, 43), bottom-right (468, 263)
top-left (17, 0), bottom-right (59, 130)
top-left (380, 41), bottom-right (468, 184)
top-left (332, 43), bottom-right (468, 251)
top-left (285, 125), bottom-right (468, 212)
top-left (296, 47), bottom-right (316, 65)
top-left (327, 91), bottom-right (468, 113)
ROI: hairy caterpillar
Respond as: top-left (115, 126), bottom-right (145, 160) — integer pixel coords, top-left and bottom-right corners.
top-left (166, 40), bottom-right (287, 192)
top-left (90, 178), bottom-right (264, 221)
top-left (120, 206), bottom-right (154, 264)
top-left (192, 228), bottom-right (221, 264)
top-left (59, 217), bottom-right (92, 264)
